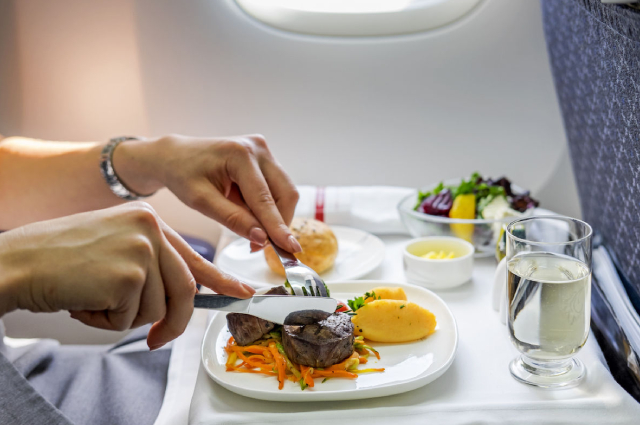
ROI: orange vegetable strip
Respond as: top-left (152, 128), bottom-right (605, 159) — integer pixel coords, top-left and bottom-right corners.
top-left (359, 358), bottom-right (368, 364)
top-left (327, 352), bottom-right (359, 371)
top-left (356, 343), bottom-right (380, 360)
top-left (230, 346), bottom-right (268, 355)
top-left (275, 343), bottom-right (302, 380)
top-left (354, 368), bottom-right (385, 373)
top-left (235, 359), bottom-right (271, 371)
top-left (311, 370), bottom-right (358, 379)
top-left (225, 352), bottom-right (238, 368)
top-left (245, 355), bottom-right (267, 362)
top-left (225, 336), bottom-right (235, 353)
top-left (358, 343), bottom-right (380, 360)
top-left (229, 368), bottom-right (277, 376)
top-left (300, 365), bottom-right (315, 388)
top-left (235, 351), bottom-right (273, 370)
top-left (268, 342), bottom-right (286, 390)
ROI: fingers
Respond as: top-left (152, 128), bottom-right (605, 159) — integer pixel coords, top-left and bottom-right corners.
top-left (146, 235), bottom-right (197, 350)
top-left (159, 220), bottom-right (255, 298)
top-left (130, 261), bottom-right (166, 329)
top-left (70, 310), bottom-right (119, 330)
top-left (225, 185), bottom-right (268, 251)
top-left (229, 156), bottom-right (301, 253)
top-left (259, 160), bottom-right (299, 226)
top-left (70, 306), bottom-right (138, 331)
top-left (190, 182), bottom-right (269, 247)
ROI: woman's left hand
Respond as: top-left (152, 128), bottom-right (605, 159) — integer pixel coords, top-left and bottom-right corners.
top-left (113, 134), bottom-right (301, 253)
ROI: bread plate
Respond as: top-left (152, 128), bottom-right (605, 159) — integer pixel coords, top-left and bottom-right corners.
top-left (216, 226), bottom-right (385, 286)
top-left (200, 280), bottom-right (458, 402)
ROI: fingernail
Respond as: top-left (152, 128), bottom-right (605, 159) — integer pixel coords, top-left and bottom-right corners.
top-left (242, 283), bottom-right (256, 296)
top-left (249, 227), bottom-right (267, 246)
top-left (149, 343), bottom-right (164, 351)
top-left (288, 235), bottom-right (302, 253)
top-left (249, 242), bottom-right (265, 253)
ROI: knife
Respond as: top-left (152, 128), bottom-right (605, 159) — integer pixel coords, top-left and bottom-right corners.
top-left (193, 294), bottom-right (337, 324)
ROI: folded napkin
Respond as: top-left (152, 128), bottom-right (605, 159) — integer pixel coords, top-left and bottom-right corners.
top-left (294, 186), bottom-right (413, 235)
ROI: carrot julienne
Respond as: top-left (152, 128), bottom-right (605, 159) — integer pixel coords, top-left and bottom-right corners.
top-left (224, 332), bottom-right (385, 391)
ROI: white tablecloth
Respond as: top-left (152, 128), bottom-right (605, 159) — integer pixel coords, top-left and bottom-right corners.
top-left (156, 235), bottom-right (640, 425)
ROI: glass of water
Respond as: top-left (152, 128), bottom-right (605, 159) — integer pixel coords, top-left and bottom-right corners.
top-left (506, 216), bottom-right (592, 389)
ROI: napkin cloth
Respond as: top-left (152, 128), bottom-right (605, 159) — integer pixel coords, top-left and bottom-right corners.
top-left (294, 186), bottom-right (413, 235)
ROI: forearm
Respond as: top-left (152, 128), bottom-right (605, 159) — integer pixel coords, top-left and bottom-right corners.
top-left (0, 230), bottom-right (22, 317)
top-left (0, 137), bottom-right (163, 229)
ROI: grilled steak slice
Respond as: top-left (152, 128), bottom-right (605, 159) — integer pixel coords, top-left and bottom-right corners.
top-left (226, 285), bottom-right (290, 346)
top-left (263, 285), bottom-right (291, 297)
top-left (282, 310), bottom-right (354, 368)
top-left (226, 314), bottom-right (275, 346)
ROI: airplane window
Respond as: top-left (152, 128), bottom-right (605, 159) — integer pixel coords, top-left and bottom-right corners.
top-left (234, 0), bottom-right (482, 37)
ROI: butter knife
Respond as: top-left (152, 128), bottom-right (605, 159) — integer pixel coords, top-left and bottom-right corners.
top-left (193, 294), bottom-right (337, 324)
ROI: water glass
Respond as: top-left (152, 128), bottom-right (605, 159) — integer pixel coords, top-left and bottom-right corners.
top-left (506, 216), bottom-right (592, 389)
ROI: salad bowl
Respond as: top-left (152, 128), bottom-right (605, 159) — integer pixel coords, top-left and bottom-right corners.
top-left (397, 177), bottom-right (535, 257)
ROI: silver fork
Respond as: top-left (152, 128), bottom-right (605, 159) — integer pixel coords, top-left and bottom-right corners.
top-left (268, 237), bottom-right (329, 297)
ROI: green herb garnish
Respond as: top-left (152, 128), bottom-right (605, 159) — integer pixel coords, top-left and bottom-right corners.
top-left (347, 291), bottom-right (380, 313)
top-left (347, 296), bottom-right (366, 312)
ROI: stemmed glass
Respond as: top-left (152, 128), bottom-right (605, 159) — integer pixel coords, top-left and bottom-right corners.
top-left (506, 216), bottom-right (592, 389)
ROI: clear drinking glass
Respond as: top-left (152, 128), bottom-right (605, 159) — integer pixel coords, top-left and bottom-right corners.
top-left (506, 216), bottom-right (592, 389)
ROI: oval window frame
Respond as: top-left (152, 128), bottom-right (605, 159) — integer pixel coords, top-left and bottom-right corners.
top-left (234, 0), bottom-right (483, 37)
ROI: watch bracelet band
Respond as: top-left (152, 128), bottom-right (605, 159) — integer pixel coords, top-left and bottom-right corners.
top-left (100, 136), bottom-right (154, 201)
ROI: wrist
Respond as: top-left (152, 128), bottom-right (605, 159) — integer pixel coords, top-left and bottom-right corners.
top-left (111, 138), bottom-right (166, 196)
top-left (0, 247), bottom-right (25, 317)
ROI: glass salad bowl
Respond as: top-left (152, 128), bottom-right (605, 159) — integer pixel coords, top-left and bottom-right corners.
top-left (397, 181), bottom-right (534, 258)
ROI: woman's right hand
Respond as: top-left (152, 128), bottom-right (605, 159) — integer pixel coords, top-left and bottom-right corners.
top-left (0, 202), bottom-right (254, 350)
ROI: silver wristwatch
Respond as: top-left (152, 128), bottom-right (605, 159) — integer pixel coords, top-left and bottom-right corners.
top-left (100, 136), bottom-right (154, 201)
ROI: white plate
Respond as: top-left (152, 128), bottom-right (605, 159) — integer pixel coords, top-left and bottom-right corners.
top-left (216, 226), bottom-right (385, 285)
top-left (201, 280), bottom-right (458, 402)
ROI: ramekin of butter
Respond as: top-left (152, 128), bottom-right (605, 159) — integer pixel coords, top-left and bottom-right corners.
top-left (403, 236), bottom-right (474, 289)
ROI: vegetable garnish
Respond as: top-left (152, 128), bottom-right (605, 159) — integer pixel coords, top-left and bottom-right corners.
top-left (224, 331), bottom-right (384, 390)
top-left (347, 297), bottom-right (365, 314)
top-left (414, 172), bottom-right (539, 219)
top-left (335, 302), bottom-right (349, 313)
top-left (347, 291), bottom-right (381, 314)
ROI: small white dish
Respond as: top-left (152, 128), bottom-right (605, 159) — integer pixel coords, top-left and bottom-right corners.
top-left (216, 226), bottom-right (385, 285)
top-left (403, 236), bottom-right (474, 289)
top-left (201, 280), bottom-right (458, 402)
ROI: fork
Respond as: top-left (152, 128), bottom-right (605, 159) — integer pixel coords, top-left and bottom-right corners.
top-left (268, 237), bottom-right (329, 297)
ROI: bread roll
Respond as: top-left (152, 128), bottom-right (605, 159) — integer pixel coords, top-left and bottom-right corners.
top-left (264, 218), bottom-right (338, 276)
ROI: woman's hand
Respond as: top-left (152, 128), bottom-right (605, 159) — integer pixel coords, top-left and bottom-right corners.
top-left (0, 202), bottom-right (255, 349)
top-left (114, 134), bottom-right (301, 253)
